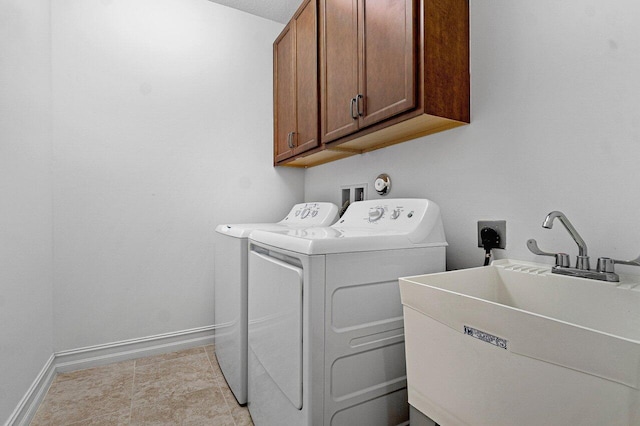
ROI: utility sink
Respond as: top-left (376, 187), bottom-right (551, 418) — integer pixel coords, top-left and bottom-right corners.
top-left (400, 259), bottom-right (640, 426)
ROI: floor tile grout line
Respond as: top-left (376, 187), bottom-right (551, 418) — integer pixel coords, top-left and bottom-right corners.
top-left (204, 345), bottom-right (238, 426)
top-left (66, 409), bottom-right (130, 426)
top-left (129, 359), bottom-right (137, 424)
top-left (218, 376), bottom-right (239, 426)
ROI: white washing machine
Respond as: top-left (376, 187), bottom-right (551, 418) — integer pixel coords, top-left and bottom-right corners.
top-left (246, 198), bottom-right (447, 426)
top-left (214, 202), bottom-right (339, 405)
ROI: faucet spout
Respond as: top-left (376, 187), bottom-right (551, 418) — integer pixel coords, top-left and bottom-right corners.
top-left (542, 211), bottom-right (588, 257)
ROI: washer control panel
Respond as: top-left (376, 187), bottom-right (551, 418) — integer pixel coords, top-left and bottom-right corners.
top-left (280, 203), bottom-right (339, 225)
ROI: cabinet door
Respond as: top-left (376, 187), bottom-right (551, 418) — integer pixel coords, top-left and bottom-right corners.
top-left (274, 0), bottom-right (319, 164)
top-left (273, 24), bottom-right (296, 163)
top-left (320, 0), bottom-right (359, 144)
top-left (293, 0), bottom-right (319, 155)
top-left (358, 0), bottom-right (417, 128)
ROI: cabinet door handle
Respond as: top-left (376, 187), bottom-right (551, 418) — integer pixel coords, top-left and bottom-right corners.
top-left (356, 94), bottom-right (364, 117)
top-left (287, 131), bottom-right (295, 149)
top-left (349, 97), bottom-right (357, 120)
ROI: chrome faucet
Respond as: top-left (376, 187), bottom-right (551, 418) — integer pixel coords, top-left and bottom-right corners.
top-left (528, 210), bottom-right (640, 282)
top-left (542, 211), bottom-right (590, 270)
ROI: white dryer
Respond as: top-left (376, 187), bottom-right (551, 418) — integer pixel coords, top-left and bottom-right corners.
top-left (247, 198), bottom-right (447, 426)
top-left (214, 202), bottom-right (339, 404)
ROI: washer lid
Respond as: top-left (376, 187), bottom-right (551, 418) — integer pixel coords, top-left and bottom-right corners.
top-left (215, 202), bottom-right (339, 238)
top-left (250, 198), bottom-right (448, 255)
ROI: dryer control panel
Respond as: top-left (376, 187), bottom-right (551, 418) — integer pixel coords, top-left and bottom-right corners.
top-left (336, 199), bottom-right (429, 230)
top-left (322, 198), bottom-right (446, 247)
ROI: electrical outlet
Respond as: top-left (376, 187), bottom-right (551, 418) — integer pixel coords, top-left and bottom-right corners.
top-left (477, 220), bottom-right (506, 249)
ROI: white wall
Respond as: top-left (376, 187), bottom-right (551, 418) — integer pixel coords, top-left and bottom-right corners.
top-left (51, 0), bottom-right (303, 351)
top-left (7, 0), bottom-right (638, 420)
top-left (0, 0), bottom-right (54, 420)
top-left (305, 0), bottom-right (640, 272)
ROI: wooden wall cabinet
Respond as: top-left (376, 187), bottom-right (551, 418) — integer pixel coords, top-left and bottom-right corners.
top-left (320, 0), bottom-right (418, 144)
top-left (277, 0), bottom-right (470, 168)
top-left (273, 0), bottom-right (321, 164)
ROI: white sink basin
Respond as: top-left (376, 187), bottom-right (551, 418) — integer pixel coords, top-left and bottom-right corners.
top-left (400, 259), bottom-right (640, 426)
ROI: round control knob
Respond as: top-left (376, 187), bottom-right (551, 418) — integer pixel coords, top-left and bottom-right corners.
top-left (301, 208), bottom-right (311, 219)
top-left (311, 210), bottom-right (318, 217)
top-left (368, 207), bottom-right (384, 222)
top-left (391, 209), bottom-right (401, 220)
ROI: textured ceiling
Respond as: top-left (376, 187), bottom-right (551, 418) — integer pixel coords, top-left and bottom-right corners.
top-left (208, 0), bottom-right (301, 24)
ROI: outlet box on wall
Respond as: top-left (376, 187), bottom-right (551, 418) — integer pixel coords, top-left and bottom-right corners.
top-left (341, 184), bottom-right (368, 207)
top-left (477, 220), bottom-right (506, 249)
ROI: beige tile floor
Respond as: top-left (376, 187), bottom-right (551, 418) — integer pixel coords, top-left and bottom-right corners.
top-left (30, 345), bottom-right (253, 425)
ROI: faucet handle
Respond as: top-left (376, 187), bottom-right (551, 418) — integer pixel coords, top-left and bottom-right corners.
top-left (597, 255), bottom-right (640, 273)
top-left (596, 257), bottom-right (615, 273)
top-left (526, 239), bottom-right (552, 256)
top-left (527, 239), bottom-right (570, 267)
top-left (613, 254), bottom-right (640, 267)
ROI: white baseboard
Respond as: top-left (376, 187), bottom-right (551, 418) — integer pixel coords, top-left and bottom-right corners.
top-left (5, 354), bottom-right (56, 426)
top-left (55, 325), bottom-right (215, 373)
top-left (6, 325), bottom-right (216, 426)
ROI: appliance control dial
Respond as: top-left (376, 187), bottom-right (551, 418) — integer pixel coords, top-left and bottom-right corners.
top-left (368, 207), bottom-right (385, 222)
top-left (301, 208), bottom-right (311, 219)
top-left (391, 208), bottom-right (401, 220)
